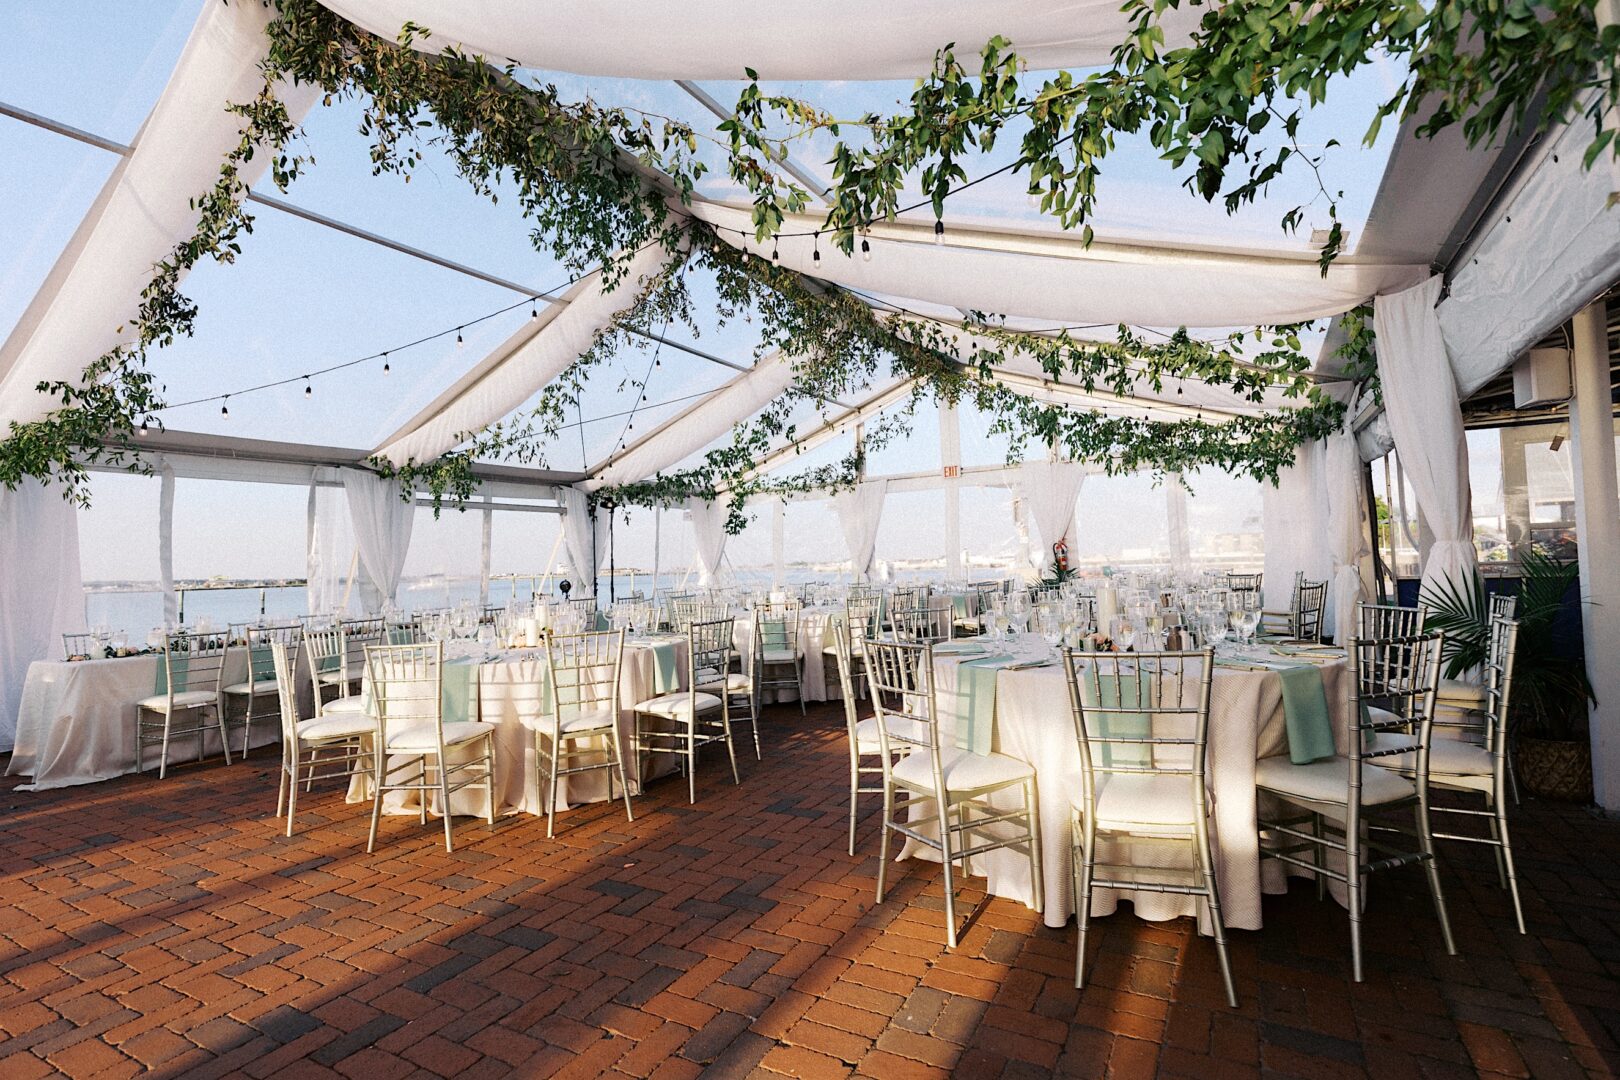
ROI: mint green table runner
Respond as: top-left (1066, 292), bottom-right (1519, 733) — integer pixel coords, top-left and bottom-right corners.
top-left (951, 594), bottom-right (970, 619)
top-left (1275, 663), bottom-right (1335, 764)
top-left (645, 640), bottom-right (681, 694)
top-left (1079, 672), bottom-right (1154, 768)
top-left (955, 654), bottom-right (1012, 754)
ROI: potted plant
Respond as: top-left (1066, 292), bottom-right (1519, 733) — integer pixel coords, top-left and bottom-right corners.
top-left (1422, 549), bottom-right (1595, 802)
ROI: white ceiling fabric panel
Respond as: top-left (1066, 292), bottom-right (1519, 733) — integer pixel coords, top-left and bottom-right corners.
top-left (317, 0), bottom-right (1200, 80)
top-left (373, 240), bottom-right (675, 466)
top-left (0, 0), bottom-right (319, 429)
top-left (585, 351), bottom-right (799, 491)
top-left (687, 203), bottom-right (1428, 328)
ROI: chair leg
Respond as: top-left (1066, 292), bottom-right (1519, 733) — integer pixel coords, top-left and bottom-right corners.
top-left (1075, 812), bottom-right (1095, 989)
top-left (1025, 776), bottom-right (1044, 917)
top-left (366, 751), bottom-right (385, 854)
top-left (545, 734), bottom-right (560, 839)
top-left (214, 705), bottom-right (232, 766)
top-left (796, 662), bottom-right (806, 717)
top-left (158, 713), bottom-right (173, 780)
top-left (687, 725), bottom-right (697, 804)
top-left (721, 706), bottom-right (740, 786)
top-left (749, 693), bottom-right (762, 760)
top-left (848, 759), bottom-right (861, 857)
top-left (276, 744), bottom-right (290, 818)
top-left (1486, 796), bottom-right (1508, 888)
top-left (1496, 801), bottom-right (1526, 935)
top-left (938, 796), bottom-right (959, 949)
top-left (485, 735), bottom-right (498, 832)
top-left (285, 752), bottom-right (300, 839)
top-left (875, 783), bottom-right (893, 904)
top-left (1414, 799), bottom-right (1457, 957)
top-left (611, 725), bottom-right (635, 823)
top-left (438, 755), bottom-right (455, 853)
top-left (1194, 807), bottom-right (1237, 1008)
top-left (1346, 817), bottom-right (1363, 983)
top-left (1312, 812), bottom-right (1326, 902)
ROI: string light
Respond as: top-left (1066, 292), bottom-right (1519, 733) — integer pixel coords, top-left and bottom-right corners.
top-left (530, 302), bottom-right (538, 320)
top-left (772, 234), bottom-right (780, 261)
top-left (303, 376), bottom-right (312, 398)
top-left (138, 417), bottom-right (149, 435)
top-left (382, 352), bottom-right (390, 375)
top-left (812, 230), bottom-right (821, 265)
top-left (456, 328), bottom-right (464, 348)
top-left (221, 396), bottom-right (230, 418)
top-left (934, 219), bottom-right (945, 246)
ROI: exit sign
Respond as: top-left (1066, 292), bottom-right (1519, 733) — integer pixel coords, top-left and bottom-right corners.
top-left (942, 465), bottom-right (961, 478)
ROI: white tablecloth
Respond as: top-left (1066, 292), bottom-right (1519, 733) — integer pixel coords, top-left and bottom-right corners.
top-left (905, 639), bottom-right (1350, 931)
top-left (354, 637), bottom-right (692, 819)
top-left (735, 606), bottom-right (843, 703)
top-left (7, 652), bottom-right (285, 791)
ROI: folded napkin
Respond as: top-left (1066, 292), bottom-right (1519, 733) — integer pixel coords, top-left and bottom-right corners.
top-left (646, 639), bottom-right (681, 694)
top-left (1276, 663), bottom-right (1335, 764)
top-left (1079, 672), bottom-right (1155, 768)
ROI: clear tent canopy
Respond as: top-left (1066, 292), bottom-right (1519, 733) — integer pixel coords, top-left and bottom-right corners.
top-left (0, 0), bottom-right (1421, 590)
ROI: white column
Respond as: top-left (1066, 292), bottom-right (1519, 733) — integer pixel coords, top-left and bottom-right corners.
top-left (1569, 300), bottom-right (1620, 811)
top-left (478, 500), bottom-right (493, 607)
top-left (771, 499), bottom-right (785, 589)
top-left (159, 464), bottom-right (177, 627)
top-left (940, 401), bottom-right (963, 580)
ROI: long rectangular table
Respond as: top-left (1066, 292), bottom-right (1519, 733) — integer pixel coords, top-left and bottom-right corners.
top-left (903, 637), bottom-right (1351, 932)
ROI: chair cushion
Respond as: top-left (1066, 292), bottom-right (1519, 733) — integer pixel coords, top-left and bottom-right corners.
top-left (317, 670), bottom-right (348, 685)
top-left (320, 696), bottom-right (368, 716)
top-left (1366, 732), bottom-right (1496, 780)
top-left (635, 691), bottom-right (723, 720)
top-left (297, 713), bottom-right (374, 741)
top-left (137, 690), bottom-right (216, 711)
top-left (1078, 774), bottom-right (1202, 829)
top-left (853, 715), bottom-right (926, 753)
top-left (697, 672), bottom-right (753, 693)
top-left (222, 679), bottom-right (278, 696)
top-left (760, 648), bottom-right (798, 665)
top-left (525, 707), bottom-right (617, 735)
top-left (892, 744), bottom-right (1034, 792)
top-left (1438, 677), bottom-right (1489, 707)
top-left (387, 720), bottom-right (496, 752)
top-left (1255, 755), bottom-right (1415, 806)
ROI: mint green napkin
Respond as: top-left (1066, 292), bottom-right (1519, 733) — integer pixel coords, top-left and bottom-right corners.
top-left (647, 640), bottom-right (681, 693)
top-left (153, 651), bottom-right (190, 694)
top-left (761, 618), bottom-right (789, 652)
top-left (441, 660), bottom-right (479, 723)
top-left (955, 654), bottom-right (1011, 754)
top-left (1277, 663), bottom-right (1335, 764)
top-left (593, 611), bottom-right (610, 632)
top-left (952, 594), bottom-right (969, 619)
top-left (1079, 672), bottom-right (1154, 769)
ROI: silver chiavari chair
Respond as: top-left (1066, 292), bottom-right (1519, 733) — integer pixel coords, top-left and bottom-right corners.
top-left (671, 597), bottom-right (726, 633)
top-left (830, 624), bottom-right (920, 856)
top-left (1225, 572), bottom-right (1263, 600)
top-left (1256, 630), bottom-right (1455, 981)
top-left (303, 627), bottom-right (368, 721)
top-left (1292, 580), bottom-right (1328, 642)
top-left (745, 599), bottom-right (804, 729)
top-left (62, 632), bottom-right (99, 660)
top-left (534, 629), bottom-right (633, 837)
top-left (567, 596), bottom-right (600, 622)
top-left (1358, 601), bottom-right (1428, 640)
top-left (222, 623), bottom-right (301, 759)
top-left (891, 602), bottom-right (955, 644)
top-left (1260, 570), bottom-right (1305, 638)
top-left (865, 637), bottom-right (1043, 948)
top-left (270, 641), bottom-right (373, 837)
top-left (338, 617), bottom-right (386, 694)
top-left (364, 641), bottom-right (498, 853)
top-left (890, 586), bottom-right (929, 623)
top-left (822, 592), bottom-right (884, 698)
top-left (136, 629), bottom-right (231, 778)
top-left (1368, 616), bottom-right (1525, 932)
top-left (1062, 648), bottom-right (1235, 1006)
top-left (632, 617), bottom-right (740, 803)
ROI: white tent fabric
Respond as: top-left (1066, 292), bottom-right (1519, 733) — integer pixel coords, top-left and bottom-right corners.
top-left (833, 480), bottom-right (889, 581)
top-left (343, 470), bottom-right (416, 612)
top-left (1019, 459), bottom-right (1086, 572)
top-left (374, 242), bottom-right (673, 466)
top-left (306, 478), bottom-right (360, 616)
top-left (686, 499), bottom-right (730, 587)
top-left (559, 485), bottom-right (605, 595)
top-left (587, 352), bottom-right (799, 490)
top-left (1260, 442), bottom-right (1332, 612)
top-left (0, 480), bottom-right (86, 752)
top-left (319, 0), bottom-right (1200, 80)
top-left (691, 203), bottom-right (1427, 329)
top-left (1374, 275), bottom-right (1476, 601)
top-left (1166, 475), bottom-right (1191, 573)
top-left (0, 0), bottom-right (318, 429)
top-left (158, 464), bottom-right (178, 627)
top-left (1325, 432), bottom-right (1371, 644)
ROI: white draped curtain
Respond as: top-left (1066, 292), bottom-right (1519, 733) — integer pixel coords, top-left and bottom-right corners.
top-left (559, 485), bottom-right (605, 597)
top-left (833, 480), bottom-right (889, 582)
top-left (1019, 459), bottom-right (1086, 572)
top-left (686, 499), bottom-right (729, 587)
top-left (158, 464), bottom-right (177, 626)
top-left (0, 480), bottom-right (86, 751)
top-left (1261, 442), bottom-right (1332, 612)
top-left (1374, 275), bottom-right (1477, 600)
top-left (1325, 433), bottom-right (1372, 644)
top-left (306, 476), bottom-right (360, 616)
top-left (1166, 474), bottom-right (1192, 573)
top-left (343, 471), bottom-right (416, 613)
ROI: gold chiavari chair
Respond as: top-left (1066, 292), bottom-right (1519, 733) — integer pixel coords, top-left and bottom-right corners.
top-left (1225, 571), bottom-right (1263, 600)
top-left (533, 629), bottom-right (633, 837)
top-left (1357, 602), bottom-right (1427, 640)
top-left (632, 617), bottom-right (740, 803)
top-left (891, 602), bottom-right (956, 644)
top-left (270, 641), bottom-right (372, 837)
top-left (136, 629), bottom-right (231, 778)
top-left (1291, 580), bottom-right (1328, 642)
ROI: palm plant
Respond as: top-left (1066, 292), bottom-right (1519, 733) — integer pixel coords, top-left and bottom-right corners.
top-left (1421, 549), bottom-right (1594, 740)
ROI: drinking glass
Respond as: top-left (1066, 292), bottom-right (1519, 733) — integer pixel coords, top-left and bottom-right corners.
top-left (1112, 617), bottom-right (1136, 653)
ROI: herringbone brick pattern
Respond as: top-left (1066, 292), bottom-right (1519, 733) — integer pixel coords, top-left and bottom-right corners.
top-left (2, 702), bottom-right (1618, 1078)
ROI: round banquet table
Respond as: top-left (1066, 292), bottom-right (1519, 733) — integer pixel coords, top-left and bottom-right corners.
top-left (733, 605), bottom-right (845, 703)
top-left (349, 634), bottom-right (695, 820)
top-left (902, 635), bottom-right (1352, 932)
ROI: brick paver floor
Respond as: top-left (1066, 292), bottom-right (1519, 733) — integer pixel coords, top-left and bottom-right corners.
top-left (3, 701), bottom-right (1619, 1078)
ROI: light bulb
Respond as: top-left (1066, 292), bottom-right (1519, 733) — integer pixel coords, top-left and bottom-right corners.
top-left (382, 353), bottom-right (391, 375)
top-left (221, 398), bottom-right (230, 418)
top-left (934, 219), bottom-right (945, 246)
top-left (456, 329), bottom-right (464, 348)
top-left (530, 303), bottom-right (539, 321)
top-left (861, 238), bottom-right (871, 262)
top-left (304, 378), bottom-right (312, 398)
top-left (138, 417), bottom-right (149, 435)
top-left (772, 234), bottom-right (780, 261)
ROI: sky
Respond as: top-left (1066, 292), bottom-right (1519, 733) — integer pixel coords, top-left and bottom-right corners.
top-left (3, 1), bottom-right (1409, 583)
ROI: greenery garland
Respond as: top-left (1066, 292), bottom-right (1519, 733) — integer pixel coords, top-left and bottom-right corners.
top-left (6, 0), bottom-right (1557, 523)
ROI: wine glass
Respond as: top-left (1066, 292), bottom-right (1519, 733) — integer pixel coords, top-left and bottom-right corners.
top-left (1112, 617), bottom-right (1136, 653)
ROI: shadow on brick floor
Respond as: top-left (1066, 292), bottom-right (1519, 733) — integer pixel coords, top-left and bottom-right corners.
top-left (2, 700), bottom-right (1619, 1078)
